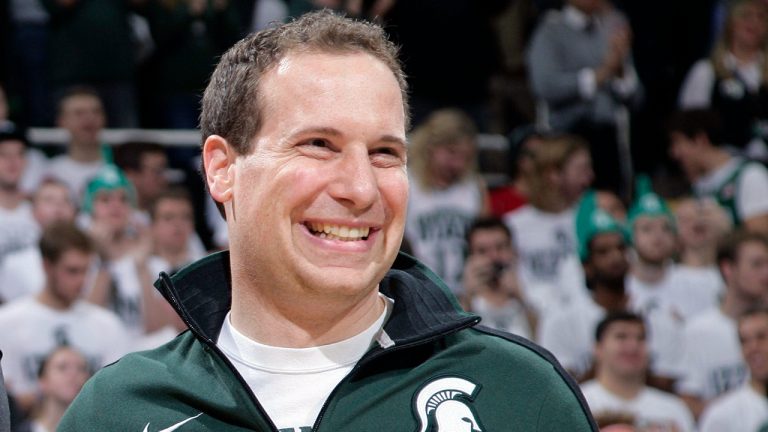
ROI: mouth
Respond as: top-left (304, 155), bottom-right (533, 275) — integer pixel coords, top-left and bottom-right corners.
top-left (304, 222), bottom-right (372, 242)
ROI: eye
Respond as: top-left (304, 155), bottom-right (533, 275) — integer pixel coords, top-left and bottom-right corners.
top-left (370, 146), bottom-right (406, 167)
top-left (307, 138), bottom-right (330, 148)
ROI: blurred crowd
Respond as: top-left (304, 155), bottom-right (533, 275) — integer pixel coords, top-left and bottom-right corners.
top-left (3, 0), bottom-right (768, 431)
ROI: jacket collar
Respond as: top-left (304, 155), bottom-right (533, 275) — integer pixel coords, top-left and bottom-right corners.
top-left (155, 251), bottom-right (479, 348)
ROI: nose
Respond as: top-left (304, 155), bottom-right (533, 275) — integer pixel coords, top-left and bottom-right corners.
top-left (328, 147), bottom-right (379, 212)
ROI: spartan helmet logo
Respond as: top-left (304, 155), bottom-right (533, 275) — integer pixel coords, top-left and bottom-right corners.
top-left (413, 376), bottom-right (483, 432)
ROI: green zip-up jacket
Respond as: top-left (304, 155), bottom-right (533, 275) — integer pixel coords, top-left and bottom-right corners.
top-left (59, 251), bottom-right (597, 431)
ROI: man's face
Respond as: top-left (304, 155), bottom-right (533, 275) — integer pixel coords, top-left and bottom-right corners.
top-left (91, 189), bottom-right (131, 231)
top-left (632, 216), bottom-right (677, 265)
top-left (669, 132), bottom-right (705, 181)
top-left (152, 198), bottom-right (193, 253)
top-left (57, 95), bottom-right (105, 147)
top-left (32, 183), bottom-right (76, 227)
top-left (39, 347), bottom-right (90, 405)
top-left (0, 140), bottom-right (26, 189)
top-left (44, 249), bottom-right (92, 306)
top-left (585, 232), bottom-right (629, 285)
top-left (728, 241), bottom-right (768, 301)
top-left (595, 320), bottom-right (648, 380)
top-left (129, 152), bottom-right (168, 203)
top-left (560, 149), bottom-right (594, 204)
top-left (428, 138), bottom-right (475, 189)
top-left (740, 313), bottom-right (768, 382)
top-left (468, 227), bottom-right (515, 265)
top-left (217, 51), bottom-right (407, 299)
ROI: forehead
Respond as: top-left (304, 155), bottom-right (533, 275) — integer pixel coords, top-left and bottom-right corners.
top-left (156, 197), bottom-right (192, 211)
top-left (471, 227), bottom-right (509, 244)
top-left (592, 232), bottom-right (625, 249)
top-left (0, 139), bottom-right (25, 152)
top-left (61, 94), bottom-right (102, 112)
top-left (603, 320), bottom-right (645, 338)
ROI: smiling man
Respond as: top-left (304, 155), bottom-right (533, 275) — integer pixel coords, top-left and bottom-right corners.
top-left (60, 11), bottom-right (596, 431)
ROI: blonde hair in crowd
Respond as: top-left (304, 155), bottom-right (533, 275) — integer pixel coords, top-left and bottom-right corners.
top-left (408, 108), bottom-right (478, 190)
top-left (526, 134), bottom-right (589, 212)
top-left (710, 0), bottom-right (768, 85)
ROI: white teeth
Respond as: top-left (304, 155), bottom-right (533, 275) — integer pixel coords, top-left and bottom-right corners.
top-left (306, 223), bottom-right (371, 241)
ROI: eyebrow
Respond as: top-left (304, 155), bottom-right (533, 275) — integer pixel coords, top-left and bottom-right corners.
top-left (291, 126), bottom-right (407, 148)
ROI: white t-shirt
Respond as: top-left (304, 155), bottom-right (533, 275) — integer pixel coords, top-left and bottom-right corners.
top-left (693, 157), bottom-right (768, 222)
top-left (0, 202), bottom-right (38, 261)
top-left (217, 296), bottom-right (393, 431)
top-left (46, 156), bottom-right (104, 204)
top-left (405, 177), bottom-right (484, 295)
top-left (538, 295), bottom-right (684, 379)
top-left (0, 246), bottom-right (44, 302)
top-left (699, 384), bottom-right (768, 432)
top-left (581, 380), bottom-right (695, 432)
top-left (675, 307), bottom-right (747, 400)
top-left (627, 269), bottom-right (676, 316)
top-left (0, 296), bottom-right (129, 395)
top-left (665, 265), bottom-right (724, 321)
top-left (470, 296), bottom-right (532, 339)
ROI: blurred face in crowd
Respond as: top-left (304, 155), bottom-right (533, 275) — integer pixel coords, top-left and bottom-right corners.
top-left (730, 0), bottom-right (768, 51)
top-left (469, 226), bottom-right (516, 266)
top-left (44, 248), bottom-right (92, 307)
top-left (725, 240), bottom-right (768, 302)
top-left (669, 132), bottom-right (707, 182)
top-left (428, 138), bottom-right (475, 189)
top-left (129, 152), bottom-right (168, 204)
top-left (91, 189), bottom-right (132, 232)
top-left (597, 191), bottom-right (627, 223)
top-left (0, 139), bottom-right (26, 190)
top-left (632, 216), bottom-right (677, 265)
top-left (39, 347), bottom-right (90, 406)
top-left (57, 94), bottom-right (105, 147)
top-left (740, 312), bottom-right (768, 383)
top-left (559, 149), bottom-right (594, 205)
top-left (586, 232), bottom-right (629, 286)
top-left (152, 197), bottom-right (194, 254)
top-left (33, 182), bottom-right (76, 227)
top-left (675, 199), bottom-right (730, 251)
top-left (595, 320), bottom-right (648, 379)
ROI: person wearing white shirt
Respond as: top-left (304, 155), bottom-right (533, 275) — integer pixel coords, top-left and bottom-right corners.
top-left (581, 312), bottom-right (694, 432)
top-left (699, 308), bottom-right (768, 432)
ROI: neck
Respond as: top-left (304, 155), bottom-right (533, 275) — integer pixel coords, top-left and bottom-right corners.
top-left (155, 246), bottom-right (189, 269)
top-left (702, 149), bottom-right (733, 175)
top-left (68, 141), bottom-right (102, 163)
top-left (592, 283), bottom-right (628, 312)
top-left (229, 278), bottom-right (385, 348)
top-left (597, 370), bottom-right (644, 400)
top-left (36, 289), bottom-right (73, 311)
top-left (750, 378), bottom-right (767, 396)
top-left (680, 246), bottom-right (716, 267)
top-left (721, 290), bottom-right (755, 320)
top-left (36, 398), bottom-right (69, 432)
top-left (732, 43), bottom-right (761, 64)
top-left (0, 186), bottom-right (24, 210)
top-left (631, 257), bottom-right (669, 284)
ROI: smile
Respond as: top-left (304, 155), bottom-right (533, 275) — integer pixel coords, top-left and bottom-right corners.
top-left (305, 222), bottom-right (371, 241)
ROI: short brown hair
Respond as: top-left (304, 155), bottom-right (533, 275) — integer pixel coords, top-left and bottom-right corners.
top-left (717, 229), bottom-right (768, 269)
top-left (200, 10), bottom-right (408, 159)
top-left (39, 221), bottom-right (93, 263)
top-left (527, 134), bottom-right (589, 211)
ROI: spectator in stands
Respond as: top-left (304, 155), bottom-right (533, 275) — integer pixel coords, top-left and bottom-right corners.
top-left (27, 346), bottom-right (90, 432)
top-left (503, 134), bottom-right (593, 314)
top-left (679, 0), bottom-right (768, 159)
top-left (669, 108), bottom-right (768, 233)
top-left (0, 123), bottom-right (38, 263)
top-left (698, 307), bottom-right (768, 431)
top-left (0, 222), bottom-right (128, 416)
top-left (113, 141), bottom-right (169, 219)
top-left (671, 197), bottom-right (731, 321)
top-left (42, 0), bottom-right (143, 127)
top-left (142, 0), bottom-right (241, 129)
top-left (488, 126), bottom-right (543, 218)
top-left (625, 175), bottom-right (679, 316)
top-left (676, 230), bottom-right (768, 418)
top-left (581, 312), bottom-right (695, 432)
top-left (538, 193), bottom-right (682, 385)
top-left (46, 87), bottom-right (108, 203)
top-left (0, 179), bottom-right (76, 303)
top-left (404, 108), bottom-right (490, 297)
top-left (462, 217), bottom-right (537, 339)
top-left (527, 0), bottom-right (642, 193)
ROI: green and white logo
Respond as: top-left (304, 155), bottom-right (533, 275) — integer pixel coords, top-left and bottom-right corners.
top-left (413, 376), bottom-right (483, 432)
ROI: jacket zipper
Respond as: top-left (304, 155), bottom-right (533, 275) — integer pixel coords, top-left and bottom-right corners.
top-left (310, 316), bottom-right (481, 432)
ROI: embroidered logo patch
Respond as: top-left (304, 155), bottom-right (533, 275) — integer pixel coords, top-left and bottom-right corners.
top-left (413, 376), bottom-right (483, 432)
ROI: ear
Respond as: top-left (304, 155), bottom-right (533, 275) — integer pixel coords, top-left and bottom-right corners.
top-left (720, 260), bottom-right (734, 284)
top-left (203, 135), bottom-right (236, 207)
